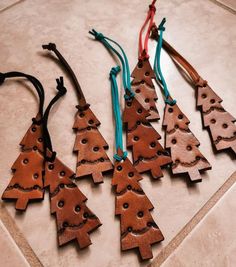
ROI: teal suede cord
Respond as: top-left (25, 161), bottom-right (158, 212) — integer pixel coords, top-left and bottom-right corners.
top-left (89, 29), bottom-right (135, 100)
top-left (109, 66), bottom-right (128, 161)
top-left (154, 18), bottom-right (176, 106)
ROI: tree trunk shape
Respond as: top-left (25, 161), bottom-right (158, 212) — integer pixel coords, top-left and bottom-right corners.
top-left (131, 59), bottom-right (159, 121)
top-left (163, 102), bottom-right (211, 182)
top-left (44, 156), bottom-right (101, 248)
top-left (197, 79), bottom-right (236, 154)
top-left (73, 105), bottom-right (113, 184)
top-left (123, 97), bottom-right (172, 179)
top-left (2, 116), bottom-right (44, 211)
top-left (112, 156), bottom-right (164, 260)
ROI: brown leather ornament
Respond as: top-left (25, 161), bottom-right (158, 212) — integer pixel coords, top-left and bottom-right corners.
top-left (112, 150), bottom-right (164, 260)
top-left (163, 102), bottom-right (211, 182)
top-left (131, 59), bottom-right (159, 121)
top-left (123, 97), bottom-right (172, 179)
top-left (151, 25), bottom-right (236, 155)
top-left (73, 104), bottom-right (113, 184)
top-left (42, 43), bottom-right (113, 184)
top-left (2, 116), bottom-right (44, 211)
top-left (196, 78), bottom-right (236, 154)
top-left (44, 156), bottom-right (102, 248)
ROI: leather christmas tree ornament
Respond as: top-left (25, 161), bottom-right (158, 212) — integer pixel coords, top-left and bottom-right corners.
top-left (42, 43), bottom-right (113, 184)
top-left (131, 0), bottom-right (159, 121)
top-left (42, 77), bottom-right (101, 249)
top-left (0, 72), bottom-right (45, 210)
top-left (90, 29), bottom-right (172, 180)
top-left (109, 66), bottom-right (164, 260)
top-left (153, 19), bottom-right (211, 182)
top-left (151, 24), bottom-right (236, 155)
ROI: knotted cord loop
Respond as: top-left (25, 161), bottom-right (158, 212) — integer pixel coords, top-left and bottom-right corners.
top-left (154, 18), bottom-right (176, 106)
top-left (89, 29), bottom-right (135, 99)
top-left (139, 0), bottom-right (157, 60)
top-left (109, 66), bottom-right (128, 162)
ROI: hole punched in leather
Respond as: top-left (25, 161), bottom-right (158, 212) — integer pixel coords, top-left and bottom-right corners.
top-left (150, 25), bottom-right (236, 155)
top-left (0, 72), bottom-right (45, 211)
top-left (42, 78), bottom-right (102, 249)
top-left (42, 43), bottom-right (113, 184)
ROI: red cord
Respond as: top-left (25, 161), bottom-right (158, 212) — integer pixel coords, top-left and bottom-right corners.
top-left (138, 0), bottom-right (156, 60)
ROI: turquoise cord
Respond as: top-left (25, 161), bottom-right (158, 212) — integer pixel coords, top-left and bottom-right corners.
top-left (110, 66), bottom-right (128, 161)
top-left (154, 18), bottom-right (176, 106)
top-left (89, 29), bottom-right (135, 100)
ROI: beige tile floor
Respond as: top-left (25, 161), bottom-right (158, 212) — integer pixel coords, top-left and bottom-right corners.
top-left (0, 0), bottom-right (235, 266)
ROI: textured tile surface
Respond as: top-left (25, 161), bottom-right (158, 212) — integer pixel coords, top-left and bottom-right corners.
top-left (0, 0), bottom-right (235, 267)
top-left (0, 220), bottom-right (30, 267)
top-left (161, 183), bottom-right (236, 267)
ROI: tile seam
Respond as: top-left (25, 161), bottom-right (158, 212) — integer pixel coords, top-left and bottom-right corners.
top-left (0, 0), bottom-right (25, 13)
top-left (0, 205), bottom-right (44, 267)
top-left (208, 0), bottom-right (236, 14)
top-left (150, 170), bottom-right (236, 267)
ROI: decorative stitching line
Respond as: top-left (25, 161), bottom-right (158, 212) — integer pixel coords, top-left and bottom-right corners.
top-left (202, 106), bottom-right (225, 115)
top-left (172, 157), bottom-right (208, 169)
top-left (214, 134), bottom-right (236, 145)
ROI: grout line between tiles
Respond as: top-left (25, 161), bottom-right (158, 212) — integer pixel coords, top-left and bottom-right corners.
top-left (150, 170), bottom-right (236, 267)
top-left (0, 205), bottom-right (44, 267)
top-left (208, 0), bottom-right (236, 15)
top-left (0, 0), bottom-right (25, 13)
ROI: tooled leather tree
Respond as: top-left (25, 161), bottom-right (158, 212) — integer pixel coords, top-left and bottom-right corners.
top-left (42, 43), bottom-right (113, 184)
top-left (109, 66), bottom-right (164, 260)
top-left (152, 19), bottom-right (211, 182)
top-left (163, 103), bottom-right (211, 182)
top-left (43, 78), bottom-right (101, 248)
top-left (123, 97), bottom-right (172, 179)
top-left (1, 72), bottom-right (45, 210)
top-left (112, 151), bottom-right (164, 260)
top-left (131, 0), bottom-right (159, 121)
top-left (151, 24), bottom-right (236, 155)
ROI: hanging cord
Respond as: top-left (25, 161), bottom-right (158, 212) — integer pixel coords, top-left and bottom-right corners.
top-left (0, 71), bottom-right (45, 119)
top-left (154, 18), bottom-right (176, 106)
top-left (42, 43), bottom-right (87, 107)
top-left (43, 77), bottom-right (67, 162)
top-left (139, 0), bottom-right (156, 60)
top-left (150, 24), bottom-right (204, 86)
top-left (109, 66), bottom-right (128, 161)
top-left (89, 29), bottom-right (135, 100)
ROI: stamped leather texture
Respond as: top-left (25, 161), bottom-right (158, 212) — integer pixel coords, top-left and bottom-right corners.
top-left (131, 59), bottom-right (159, 121)
top-left (163, 102), bottom-right (211, 182)
top-left (44, 156), bottom-right (102, 248)
top-left (123, 97), bottom-right (172, 179)
top-left (111, 155), bottom-right (164, 260)
top-left (73, 105), bottom-right (113, 184)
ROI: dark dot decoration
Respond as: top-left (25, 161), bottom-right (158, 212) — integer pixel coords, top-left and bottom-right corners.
top-left (81, 139), bottom-right (87, 144)
top-left (145, 72), bottom-right (150, 76)
top-left (127, 102), bottom-right (132, 107)
top-left (117, 165), bottom-right (122, 171)
top-left (202, 94), bottom-right (207, 99)
top-left (63, 221), bottom-right (68, 228)
top-left (223, 123), bottom-right (228, 129)
top-left (138, 62), bottom-right (143, 68)
top-left (38, 137), bottom-right (43, 142)
top-left (171, 139), bottom-right (177, 144)
top-left (81, 159), bottom-right (86, 164)
top-left (23, 159), bottom-right (29, 164)
top-left (32, 127), bottom-right (36, 132)
top-left (137, 108), bottom-right (142, 114)
top-left (100, 158), bottom-right (105, 162)
top-left (58, 200), bottom-right (64, 208)
top-left (128, 172), bottom-right (134, 177)
top-left (49, 164), bottom-right (54, 170)
top-left (79, 113), bottom-right (85, 118)
top-left (145, 98), bottom-right (150, 103)
top-left (33, 173), bottom-right (39, 179)
top-left (89, 119), bottom-right (94, 124)
top-left (187, 145), bottom-right (192, 151)
top-left (150, 142), bottom-right (156, 148)
top-left (127, 227), bottom-right (132, 232)
top-left (123, 203), bottom-right (129, 209)
top-left (135, 89), bottom-right (140, 93)
top-left (83, 212), bottom-right (89, 219)
top-left (75, 205), bottom-right (81, 212)
top-left (60, 171), bottom-right (65, 177)
top-left (127, 185), bottom-right (132, 190)
top-left (87, 126), bottom-right (91, 131)
top-left (210, 99), bottom-right (215, 104)
top-left (93, 146), bottom-right (99, 152)
top-left (211, 119), bottom-right (216, 124)
top-left (168, 108), bottom-right (173, 113)
top-left (137, 211), bottom-right (144, 218)
top-left (134, 136), bottom-right (139, 141)
top-left (178, 114), bottom-right (183, 119)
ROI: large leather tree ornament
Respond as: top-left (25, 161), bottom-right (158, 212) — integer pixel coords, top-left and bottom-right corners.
top-left (108, 64), bottom-right (164, 260)
top-left (151, 25), bottom-right (236, 156)
top-left (1, 73), bottom-right (45, 211)
top-left (163, 103), bottom-right (211, 182)
top-left (123, 97), bottom-right (172, 179)
top-left (112, 152), bottom-right (164, 260)
top-left (42, 78), bottom-right (101, 249)
top-left (42, 43), bottom-right (113, 184)
top-left (131, 0), bottom-right (159, 121)
top-left (152, 19), bottom-right (211, 182)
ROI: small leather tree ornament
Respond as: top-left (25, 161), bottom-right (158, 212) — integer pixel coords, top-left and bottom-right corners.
top-left (42, 78), bottom-right (101, 248)
top-left (131, 0), bottom-right (159, 121)
top-left (153, 19), bottom-right (211, 182)
top-left (42, 43), bottom-right (113, 184)
top-left (108, 65), bottom-right (164, 260)
top-left (151, 24), bottom-right (236, 155)
top-left (90, 29), bottom-right (172, 180)
top-left (1, 72), bottom-right (45, 210)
